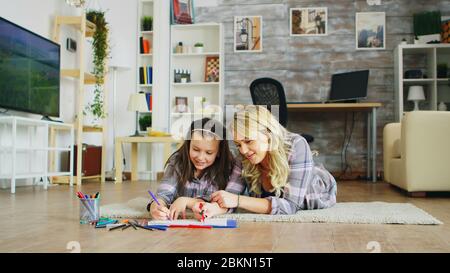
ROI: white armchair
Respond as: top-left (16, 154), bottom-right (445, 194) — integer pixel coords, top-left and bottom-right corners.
top-left (383, 111), bottom-right (450, 194)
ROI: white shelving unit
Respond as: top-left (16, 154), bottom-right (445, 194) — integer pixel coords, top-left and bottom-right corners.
top-left (169, 23), bottom-right (224, 137)
top-left (52, 13), bottom-right (108, 185)
top-left (137, 0), bottom-right (154, 133)
top-left (0, 116), bottom-right (74, 193)
top-left (394, 44), bottom-right (450, 121)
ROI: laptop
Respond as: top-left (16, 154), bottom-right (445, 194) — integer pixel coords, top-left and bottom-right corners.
top-left (287, 70), bottom-right (370, 104)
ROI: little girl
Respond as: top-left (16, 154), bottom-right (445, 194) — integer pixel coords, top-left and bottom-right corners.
top-left (148, 118), bottom-right (242, 220)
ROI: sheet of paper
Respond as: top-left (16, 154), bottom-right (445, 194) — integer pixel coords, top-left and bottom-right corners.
top-left (147, 218), bottom-right (229, 227)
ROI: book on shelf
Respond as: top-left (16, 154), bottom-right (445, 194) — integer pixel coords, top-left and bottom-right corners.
top-left (139, 67), bottom-right (144, 84)
top-left (139, 66), bottom-right (153, 85)
top-left (143, 66), bottom-right (148, 84)
top-left (147, 66), bottom-right (152, 84)
top-left (139, 37), bottom-right (151, 54)
top-left (144, 39), bottom-right (151, 54)
top-left (145, 93), bottom-right (152, 111)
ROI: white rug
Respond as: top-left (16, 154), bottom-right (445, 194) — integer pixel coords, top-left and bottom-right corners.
top-left (100, 197), bottom-right (442, 225)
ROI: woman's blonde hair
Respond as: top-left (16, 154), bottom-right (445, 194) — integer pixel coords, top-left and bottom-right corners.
top-left (231, 105), bottom-right (293, 197)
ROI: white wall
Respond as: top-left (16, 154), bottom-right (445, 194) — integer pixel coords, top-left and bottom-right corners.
top-left (96, 0), bottom-right (137, 173)
top-left (195, 0), bottom-right (219, 7)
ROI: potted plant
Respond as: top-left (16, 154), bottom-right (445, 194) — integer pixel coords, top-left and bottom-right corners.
top-left (437, 63), bottom-right (448, 79)
top-left (194, 42), bottom-right (204, 53)
top-left (139, 114), bottom-right (152, 132)
top-left (142, 16), bottom-right (153, 31)
top-left (85, 10), bottom-right (109, 122)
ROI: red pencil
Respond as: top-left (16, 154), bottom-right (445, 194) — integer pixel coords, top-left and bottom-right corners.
top-left (169, 225), bottom-right (212, 229)
top-left (199, 203), bottom-right (205, 222)
top-left (188, 225), bottom-right (212, 229)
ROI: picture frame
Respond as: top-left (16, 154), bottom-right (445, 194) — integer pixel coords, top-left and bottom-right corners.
top-left (171, 0), bottom-right (195, 25)
top-left (175, 96), bottom-right (188, 113)
top-left (356, 12), bottom-right (386, 50)
top-left (290, 7), bottom-right (328, 36)
top-left (204, 56), bottom-right (220, 82)
top-left (234, 16), bottom-right (263, 53)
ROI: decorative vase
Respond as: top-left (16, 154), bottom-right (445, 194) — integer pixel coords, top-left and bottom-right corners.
top-left (194, 46), bottom-right (204, 54)
top-left (438, 101), bottom-right (447, 111)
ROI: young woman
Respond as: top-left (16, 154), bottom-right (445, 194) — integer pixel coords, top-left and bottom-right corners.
top-left (210, 105), bottom-right (337, 215)
top-left (148, 118), bottom-right (242, 220)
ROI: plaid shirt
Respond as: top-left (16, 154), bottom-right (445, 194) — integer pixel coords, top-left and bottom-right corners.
top-left (156, 153), bottom-right (244, 205)
top-left (224, 133), bottom-right (337, 214)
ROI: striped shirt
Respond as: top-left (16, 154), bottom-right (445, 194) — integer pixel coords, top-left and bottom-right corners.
top-left (224, 133), bottom-right (337, 214)
top-left (156, 152), bottom-right (244, 205)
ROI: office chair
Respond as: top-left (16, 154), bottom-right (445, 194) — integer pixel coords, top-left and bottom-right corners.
top-left (249, 78), bottom-right (314, 143)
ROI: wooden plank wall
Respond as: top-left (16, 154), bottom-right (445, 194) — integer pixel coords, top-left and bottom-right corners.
top-left (194, 0), bottom-right (450, 174)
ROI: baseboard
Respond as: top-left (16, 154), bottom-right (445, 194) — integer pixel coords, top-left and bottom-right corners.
top-left (331, 171), bottom-right (384, 181)
top-left (0, 178), bottom-right (35, 189)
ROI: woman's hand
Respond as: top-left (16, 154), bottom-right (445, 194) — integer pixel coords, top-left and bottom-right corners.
top-left (169, 197), bottom-right (188, 220)
top-left (210, 190), bottom-right (238, 209)
top-left (150, 201), bottom-right (170, 220)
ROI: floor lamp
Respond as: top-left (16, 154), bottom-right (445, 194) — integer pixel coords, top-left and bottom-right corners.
top-left (106, 64), bottom-right (130, 181)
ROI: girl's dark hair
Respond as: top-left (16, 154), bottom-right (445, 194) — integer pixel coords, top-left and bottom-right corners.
top-left (166, 118), bottom-right (233, 193)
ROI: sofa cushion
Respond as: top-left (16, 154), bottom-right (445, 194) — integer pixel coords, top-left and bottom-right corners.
top-left (393, 139), bottom-right (401, 158)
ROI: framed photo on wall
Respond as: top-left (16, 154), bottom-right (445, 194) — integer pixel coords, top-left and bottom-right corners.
top-left (234, 16), bottom-right (263, 53)
top-left (290, 7), bottom-right (327, 36)
top-left (175, 96), bottom-right (188, 113)
top-left (171, 0), bottom-right (194, 24)
top-left (356, 12), bottom-right (386, 50)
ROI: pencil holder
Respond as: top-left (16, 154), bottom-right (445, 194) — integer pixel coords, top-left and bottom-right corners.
top-left (79, 198), bottom-right (100, 224)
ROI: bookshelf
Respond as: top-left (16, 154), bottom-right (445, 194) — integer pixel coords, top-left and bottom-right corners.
top-left (137, 0), bottom-right (154, 134)
top-left (169, 23), bottom-right (224, 137)
top-left (394, 44), bottom-right (450, 121)
top-left (52, 13), bottom-right (108, 185)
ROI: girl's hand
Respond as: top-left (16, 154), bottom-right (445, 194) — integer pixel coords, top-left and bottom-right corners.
top-left (169, 197), bottom-right (188, 220)
top-left (210, 190), bottom-right (238, 209)
top-left (192, 201), bottom-right (213, 221)
top-left (150, 202), bottom-right (170, 220)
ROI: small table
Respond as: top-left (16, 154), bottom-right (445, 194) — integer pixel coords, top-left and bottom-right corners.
top-left (114, 136), bottom-right (182, 183)
top-left (287, 102), bottom-right (382, 182)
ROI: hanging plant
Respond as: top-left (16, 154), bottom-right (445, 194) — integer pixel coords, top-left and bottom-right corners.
top-left (85, 10), bottom-right (109, 121)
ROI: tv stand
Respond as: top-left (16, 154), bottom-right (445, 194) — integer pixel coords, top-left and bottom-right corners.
top-left (41, 116), bottom-right (63, 123)
top-left (0, 116), bottom-right (74, 193)
top-left (0, 110), bottom-right (11, 116)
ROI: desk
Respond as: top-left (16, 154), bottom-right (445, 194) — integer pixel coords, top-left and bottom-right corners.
top-left (115, 136), bottom-right (182, 183)
top-left (287, 102), bottom-right (382, 182)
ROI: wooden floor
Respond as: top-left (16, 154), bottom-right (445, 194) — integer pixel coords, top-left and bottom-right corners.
top-left (1, 180), bottom-right (449, 253)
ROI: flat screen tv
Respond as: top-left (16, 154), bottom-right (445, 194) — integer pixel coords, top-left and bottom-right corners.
top-left (329, 70), bottom-right (369, 102)
top-left (0, 16), bottom-right (60, 117)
